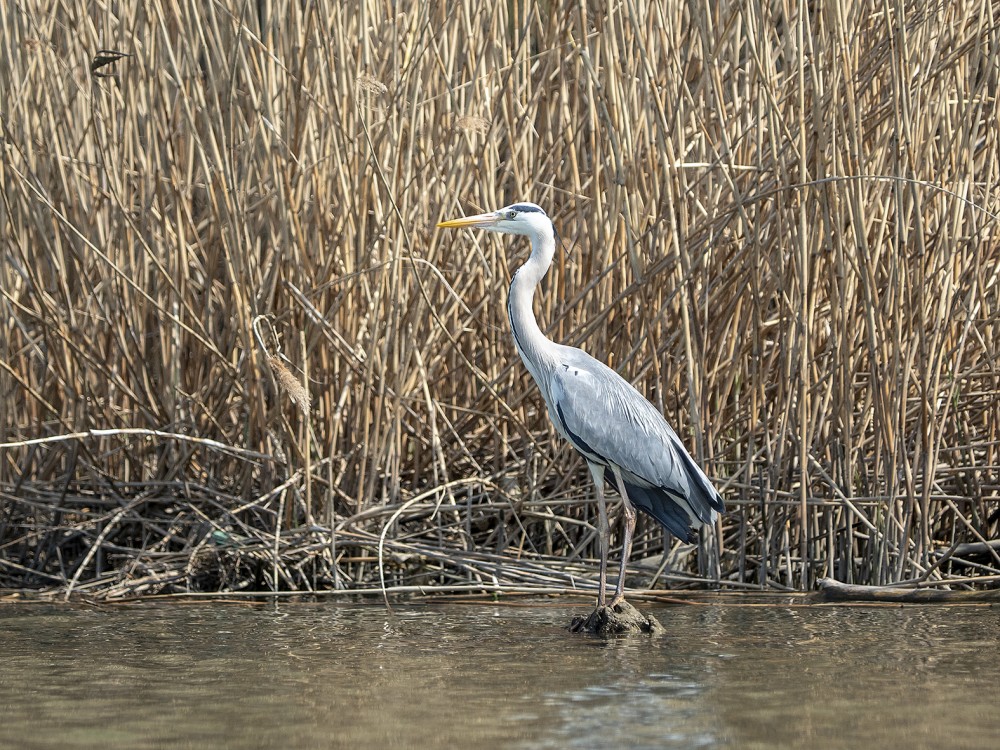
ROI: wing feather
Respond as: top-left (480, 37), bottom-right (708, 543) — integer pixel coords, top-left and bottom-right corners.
top-left (548, 349), bottom-right (724, 534)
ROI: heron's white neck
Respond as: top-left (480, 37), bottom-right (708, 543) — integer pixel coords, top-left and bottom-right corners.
top-left (507, 227), bottom-right (558, 383)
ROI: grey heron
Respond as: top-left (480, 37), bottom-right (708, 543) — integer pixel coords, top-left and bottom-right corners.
top-left (438, 202), bottom-right (725, 607)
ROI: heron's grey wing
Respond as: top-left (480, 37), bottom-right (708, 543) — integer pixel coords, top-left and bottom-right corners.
top-left (548, 354), bottom-right (723, 538)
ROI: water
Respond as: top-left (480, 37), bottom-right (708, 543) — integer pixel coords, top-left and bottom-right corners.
top-left (1, 600), bottom-right (997, 749)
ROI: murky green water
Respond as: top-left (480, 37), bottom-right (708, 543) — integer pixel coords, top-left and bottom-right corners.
top-left (1, 600), bottom-right (997, 749)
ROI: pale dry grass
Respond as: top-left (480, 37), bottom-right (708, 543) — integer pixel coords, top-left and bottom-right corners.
top-left (1, 0), bottom-right (999, 598)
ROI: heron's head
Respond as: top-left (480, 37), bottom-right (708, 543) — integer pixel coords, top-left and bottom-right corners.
top-left (437, 202), bottom-right (554, 242)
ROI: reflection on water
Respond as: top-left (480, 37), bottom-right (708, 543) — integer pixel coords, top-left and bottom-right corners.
top-left (1, 600), bottom-right (998, 749)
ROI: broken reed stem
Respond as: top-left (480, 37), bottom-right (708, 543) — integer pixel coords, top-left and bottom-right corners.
top-left (301, 330), bottom-right (313, 527)
top-left (2, 1), bottom-right (999, 599)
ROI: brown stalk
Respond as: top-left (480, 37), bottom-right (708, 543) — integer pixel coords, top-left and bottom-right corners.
top-left (1, 1), bottom-right (998, 600)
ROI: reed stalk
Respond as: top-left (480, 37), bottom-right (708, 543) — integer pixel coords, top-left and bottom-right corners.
top-left (1, 0), bottom-right (998, 599)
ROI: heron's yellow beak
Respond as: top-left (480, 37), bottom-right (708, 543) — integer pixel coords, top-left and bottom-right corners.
top-left (436, 211), bottom-right (499, 230)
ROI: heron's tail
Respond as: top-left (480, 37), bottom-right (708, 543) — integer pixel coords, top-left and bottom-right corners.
top-left (609, 477), bottom-right (722, 544)
top-left (620, 482), bottom-right (698, 542)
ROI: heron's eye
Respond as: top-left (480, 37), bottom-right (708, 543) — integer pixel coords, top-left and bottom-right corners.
top-left (506, 210), bottom-right (517, 220)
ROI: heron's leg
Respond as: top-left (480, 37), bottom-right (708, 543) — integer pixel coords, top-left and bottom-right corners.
top-left (609, 465), bottom-right (637, 607)
top-left (588, 463), bottom-right (609, 607)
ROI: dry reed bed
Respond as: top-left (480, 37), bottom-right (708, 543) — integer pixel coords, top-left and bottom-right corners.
top-left (2, 1), bottom-right (1000, 599)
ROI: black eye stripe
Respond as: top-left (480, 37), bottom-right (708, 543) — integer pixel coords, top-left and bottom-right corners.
top-left (508, 203), bottom-right (546, 215)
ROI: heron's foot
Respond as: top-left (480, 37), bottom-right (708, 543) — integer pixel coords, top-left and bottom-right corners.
top-left (608, 593), bottom-right (626, 609)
